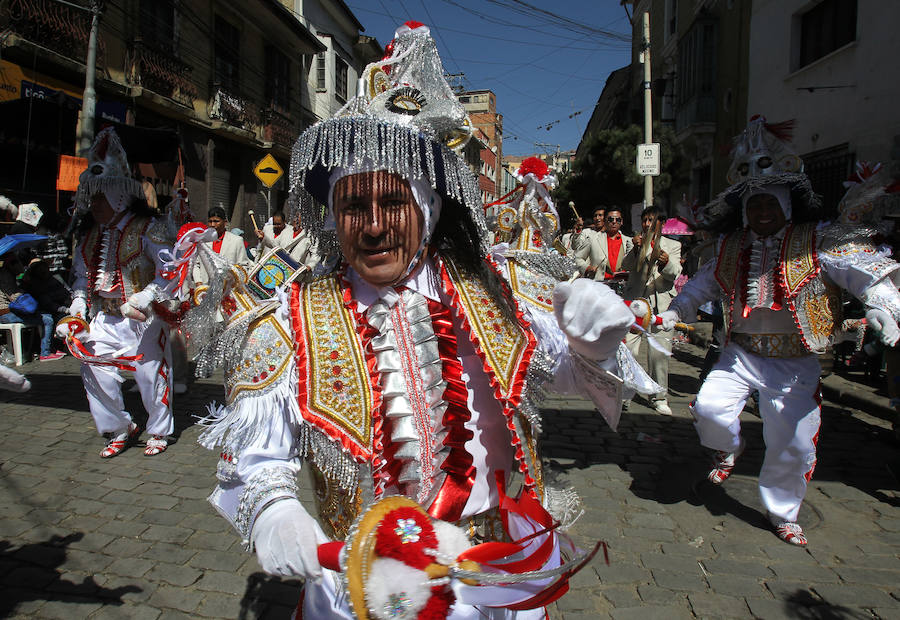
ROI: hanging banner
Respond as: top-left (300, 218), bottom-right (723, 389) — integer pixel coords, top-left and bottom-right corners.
top-left (57, 155), bottom-right (88, 192)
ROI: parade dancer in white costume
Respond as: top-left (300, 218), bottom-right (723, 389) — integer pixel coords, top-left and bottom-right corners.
top-left (659, 117), bottom-right (900, 546)
top-left (191, 22), bottom-right (652, 619)
top-left (57, 128), bottom-right (176, 458)
top-left (485, 156), bottom-right (661, 430)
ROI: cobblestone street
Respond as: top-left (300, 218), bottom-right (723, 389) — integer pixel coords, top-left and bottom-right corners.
top-left (1, 342), bottom-right (898, 619)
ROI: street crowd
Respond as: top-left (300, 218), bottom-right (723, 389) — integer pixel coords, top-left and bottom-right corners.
top-left (1, 19), bottom-right (900, 620)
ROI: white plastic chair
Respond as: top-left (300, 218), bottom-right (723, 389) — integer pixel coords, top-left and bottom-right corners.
top-left (0, 322), bottom-right (37, 366)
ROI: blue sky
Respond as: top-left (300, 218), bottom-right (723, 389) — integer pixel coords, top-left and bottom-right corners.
top-left (345, 0), bottom-right (633, 157)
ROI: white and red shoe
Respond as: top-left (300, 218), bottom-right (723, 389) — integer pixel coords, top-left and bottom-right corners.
top-left (100, 423), bottom-right (140, 458)
top-left (143, 435), bottom-right (168, 456)
top-left (772, 520), bottom-right (808, 546)
top-left (707, 439), bottom-right (745, 485)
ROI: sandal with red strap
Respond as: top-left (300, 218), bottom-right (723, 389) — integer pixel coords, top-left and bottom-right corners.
top-left (144, 435), bottom-right (168, 456)
top-left (707, 439), bottom-right (745, 485)
top-left (773, 520), bottom-right (808, 546)
top-left (100, 423), bottom-right (141, 458)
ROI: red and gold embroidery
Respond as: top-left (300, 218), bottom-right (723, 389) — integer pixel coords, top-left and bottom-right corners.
top-left (297, 277), bottom-right (375, 453)
top-left (506, 263), bottom-right (554, 313)
top-left (714, 230), bottom-right (748, 294)
top-left (224, 314), bottom-right (292, 404)
top-left (781, 222), bottom-right (819, 297)
top-left (442, 259), bottom-right (532, 398)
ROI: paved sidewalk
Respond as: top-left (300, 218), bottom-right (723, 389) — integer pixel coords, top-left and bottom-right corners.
top-left (0, 342), bottom-right (897, 619)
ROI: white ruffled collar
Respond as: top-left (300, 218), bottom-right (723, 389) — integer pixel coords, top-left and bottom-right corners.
top-left (348, 256), bottom-right (443, 311)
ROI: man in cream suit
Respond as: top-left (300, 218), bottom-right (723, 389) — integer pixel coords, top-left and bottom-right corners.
top-left (584, 207), bottom-right (633, 281)
top-left (622, 205), bottom-right (682, 415)
top-left (193, 206), bottom-right (250, 284)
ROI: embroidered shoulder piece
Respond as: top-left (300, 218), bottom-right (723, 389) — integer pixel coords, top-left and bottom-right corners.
top-left (292, 277), bottom-right (376, 460)
top-left (224, 313), bottom-right (293, 406)
top-left (714, 230), bottom-right (747, 294)
top-left (442, 258), bottom-right (534, 400)
top-left (506, 262), bottom-right (554, 313)
top-left (780, 222), bottom-right (820, 297)
top-left (79, 226), bottom-right (100, 269)
top-left (119, 216), bottom-right (151, 265)
top-left (145, 216), bottom-right (175, 245)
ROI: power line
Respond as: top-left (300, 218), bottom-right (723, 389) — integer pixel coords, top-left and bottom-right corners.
top-left (416, 0), bottom-right (463, 74)
top-left (347, 3), bottom-right (628, 50)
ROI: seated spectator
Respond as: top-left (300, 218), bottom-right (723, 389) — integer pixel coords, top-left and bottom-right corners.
top-left (0, 253), bottom-right (64, 361)
top-left (22, 259), bottom-right (71, 319)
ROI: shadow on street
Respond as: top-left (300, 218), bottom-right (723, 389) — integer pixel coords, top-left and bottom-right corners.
top-left (0, 533), bottom-right (142, 616)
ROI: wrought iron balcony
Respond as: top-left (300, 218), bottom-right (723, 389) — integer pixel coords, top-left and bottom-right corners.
top-left (208, 85), bottom-right (261, 131)
top-left (126, 39), bottom-right (198, 108)
top-left (262, 107), bottom-right (294, 149)
top-left (4, 0), bottom-right (102, 64)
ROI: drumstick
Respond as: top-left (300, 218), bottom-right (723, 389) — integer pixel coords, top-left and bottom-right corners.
top-left (248, 210), bottom-right (260, 232)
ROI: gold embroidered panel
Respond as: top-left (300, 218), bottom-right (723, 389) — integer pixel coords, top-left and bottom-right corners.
top-left (118, 217), bottom-right (149, 266)
top-left (445, 260), bottom-right (530, 397)
top-left (224, 313), bottom-right (293, 404)
top-left (302, 277), bottom-right (374, 448)
top-left (782, 223), bottom-right (819, 297)
top-left (714, 231), bottom-right (746, 294)
top-left (507, 262), bottom-right (554, 313)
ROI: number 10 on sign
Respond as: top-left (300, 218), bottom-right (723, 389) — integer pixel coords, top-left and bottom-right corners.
top-left (637, 143), bottom-right (660, 176)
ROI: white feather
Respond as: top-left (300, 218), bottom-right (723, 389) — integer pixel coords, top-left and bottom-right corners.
top-left (364, 558), bottom-right (431, 619)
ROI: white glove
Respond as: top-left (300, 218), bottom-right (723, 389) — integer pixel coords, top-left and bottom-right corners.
top-left (658, 310), bottom-right (680, 331)
top-left (866, 309), bottom-right (900, 346)
top-left (121, 288), bottom-right (156, 321)
top-left (68, 297), bottom-right (88, 318)
top-left (251, 498), bottom-right (323, 581)
top-left (553, 279), bottom-right (634, 360)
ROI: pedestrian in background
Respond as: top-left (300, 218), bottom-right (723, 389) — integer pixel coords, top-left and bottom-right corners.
top-left (622, 205), bottom-right (682, 416)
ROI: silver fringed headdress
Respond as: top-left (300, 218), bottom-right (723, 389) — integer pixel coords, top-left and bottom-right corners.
top-left (287, 21), bottom-right (487, 259)
top-left (74, 127), bottom-right (144, 215)
top-left (697, 115), bottom-right (821, 232)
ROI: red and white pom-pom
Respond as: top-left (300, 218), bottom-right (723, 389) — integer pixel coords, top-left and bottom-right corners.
top-left (431, 519), bottom-right (472, 563)
top-left (395, 20), bottom-right (429, 37)
top-left (515, 157), bottom-right (550, 183)
top-left (365, 558), bottom-right (432, 619)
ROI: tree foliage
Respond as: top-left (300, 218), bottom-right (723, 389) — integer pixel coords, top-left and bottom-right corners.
top-left (554, 123), bottom-right (690, 225)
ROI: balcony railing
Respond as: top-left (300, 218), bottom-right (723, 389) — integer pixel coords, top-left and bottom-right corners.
top-left (5, 0), bottom-right (103, 64)
top-left (208, 85), bottom-right (260, 131)
top-left (126, 39), bottom-right (198, 108)
top-left (262, 107), bottom-right (294, 149)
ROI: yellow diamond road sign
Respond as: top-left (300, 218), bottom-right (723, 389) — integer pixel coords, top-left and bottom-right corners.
top-left (254, 154), bottom-right (283, 188)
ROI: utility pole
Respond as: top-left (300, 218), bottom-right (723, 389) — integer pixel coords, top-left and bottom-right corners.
top-left (641, 11), bottom-right (653, 207)
top-left (77, 0), bottom-right (102, 155)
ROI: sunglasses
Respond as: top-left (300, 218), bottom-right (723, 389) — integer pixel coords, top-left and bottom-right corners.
top-left (606, 216), bottom-right (622, 222)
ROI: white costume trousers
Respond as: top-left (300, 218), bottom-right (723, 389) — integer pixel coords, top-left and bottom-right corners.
top-left (80, 312), bottom-right (174, 437)
top-left (691, 343), bottom-right (821, 523)
top-left (625, 325), bottom-right (672, 400)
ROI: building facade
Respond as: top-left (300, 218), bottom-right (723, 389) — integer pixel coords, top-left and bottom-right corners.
top-left (748, 0), bottom-right (900, 215)
top-left (460, 89), bottom-right (503, 199)
top-left (626, 0), bottom-right (751, 205)
top-left (0, 0), bottom-right (377, 234)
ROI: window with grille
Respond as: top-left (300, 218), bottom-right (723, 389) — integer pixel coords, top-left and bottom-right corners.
top-left (266, 47), bottom-right (290, 111)
top-left (316, 52), bottom-right (326, 92)
top-left (214, 16), bottom-right (240, 91)
top-left (803, 143), bottom-right (854, 217)
top-left (798, 0), bottom-right (857, 68)
top-left (335, 57), bottom-right (348, 103)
